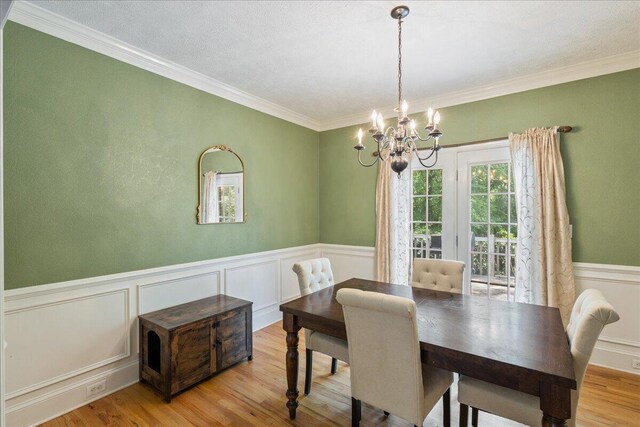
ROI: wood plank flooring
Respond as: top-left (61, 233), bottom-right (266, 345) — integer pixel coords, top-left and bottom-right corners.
top-left (43, 322), bottom-right (640, 427)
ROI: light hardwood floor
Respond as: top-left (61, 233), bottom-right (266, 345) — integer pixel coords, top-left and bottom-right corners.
top-left (43, 322), bottom-right (640, 427)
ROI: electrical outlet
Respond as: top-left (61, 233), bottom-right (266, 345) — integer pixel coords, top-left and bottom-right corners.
top-left (632, 359), bottom-right (640, 370)
top-left (86, 379), bottom-right (106, 397)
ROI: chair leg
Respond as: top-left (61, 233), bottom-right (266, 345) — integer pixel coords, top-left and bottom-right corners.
top-left (351, 397), bottom-right (361, 427)
top-left (459, 403), bottom-right (469, 427)
top-left (471, 407), bottom-right (479, 427)
top-left (331, 357), bottom-right (338, 374)
top-left (304, 349), bottom-right (313, 395)
top-left (443, 388), bottom-right (451, 427)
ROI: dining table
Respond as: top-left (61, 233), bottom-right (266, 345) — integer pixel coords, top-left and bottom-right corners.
top-left (279, 278), bottom-right (576, 427)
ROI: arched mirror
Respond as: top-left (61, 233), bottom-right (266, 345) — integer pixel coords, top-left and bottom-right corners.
top-left (197, 145), bottom-right (245, 224)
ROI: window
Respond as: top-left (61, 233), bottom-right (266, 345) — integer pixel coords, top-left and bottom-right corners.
top-left (412, 169), bottom-right (443, 259)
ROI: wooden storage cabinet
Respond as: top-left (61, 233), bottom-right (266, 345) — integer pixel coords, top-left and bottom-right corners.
top-left (139, 295), bottom-right (252, 401)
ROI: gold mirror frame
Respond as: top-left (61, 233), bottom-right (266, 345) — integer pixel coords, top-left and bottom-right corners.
top-left (197, 145), bottom-right (246, 224)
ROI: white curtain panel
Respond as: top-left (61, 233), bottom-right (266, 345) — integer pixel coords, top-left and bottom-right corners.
top-left (389, 166), bottom-right (412, 285)
top-left (510, 136), bottom-right (542, 306)
top-left (509, 127), bottom-right (575, 324)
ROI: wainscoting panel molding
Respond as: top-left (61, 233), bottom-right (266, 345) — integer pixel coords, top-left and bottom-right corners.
top-left (574, 262), bottom-right (640, 374)
top-left (138, 271), bottom-right (220, 315)
top-left (3, 244), bottom-right (637, 426)
top-left (4, 288), bottom-right (130, 400)
top-left (320, 244), bottom-right (375, 284)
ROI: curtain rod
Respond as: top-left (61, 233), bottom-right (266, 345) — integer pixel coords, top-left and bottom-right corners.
top-left (373, 126), bottom-right (573, 156)
top-left (417, 125), bottom-right (573, 150)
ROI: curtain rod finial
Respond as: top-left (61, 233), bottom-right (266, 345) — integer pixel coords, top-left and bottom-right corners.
top-left (557, 126), bottom-right (572, 133)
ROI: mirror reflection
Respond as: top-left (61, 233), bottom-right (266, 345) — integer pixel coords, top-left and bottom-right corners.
top-left (198, 146), bottom-right (245, 224)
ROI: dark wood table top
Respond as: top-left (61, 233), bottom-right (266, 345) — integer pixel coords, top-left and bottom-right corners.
top-left (139, 295), bottom-right (252, 331)
top-left (280, 278), bottom-right (576, 391)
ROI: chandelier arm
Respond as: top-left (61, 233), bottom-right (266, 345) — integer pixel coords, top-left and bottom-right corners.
top-left (357, 149), bottom-right (380, 168)
top-left (413, 132), bottom-right (433, 142)
top-left (416, 149), bottom-right (439, 168)
top-left (414, 146), bottom-right (437, 162)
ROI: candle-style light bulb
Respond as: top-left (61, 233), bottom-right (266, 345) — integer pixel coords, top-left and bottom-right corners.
top-left (377, 113), bottom-right (384, 132)
top-left (427, 107), bottom-right (434, 124)
top-left (434, 111), bottom-right (441, 125)
top-left (371, 110), bottom-right (378, 127)
top-left (357, 128), bottom-right (364, 145)
top-left (401, 100), bottom-right (408, 117)
top-left (409, 120), bottom-right (417, 136)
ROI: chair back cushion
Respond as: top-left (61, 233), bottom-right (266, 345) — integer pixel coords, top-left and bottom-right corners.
top-left (566, 289), bottom-right (619, 421)
top-left (411, 259), bottom-right (465, 293)
top-left (292, 258), bottom-right (334, 296)
top-left (336, 288), bottom-right (424, 425)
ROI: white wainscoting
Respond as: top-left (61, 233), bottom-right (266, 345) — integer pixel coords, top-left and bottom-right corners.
top-left (3, 244), bottom-right (321, 427)
top-left (574, 263), bottom-right (640, 374)
top-left (3, 243), bottom-right (637, 426)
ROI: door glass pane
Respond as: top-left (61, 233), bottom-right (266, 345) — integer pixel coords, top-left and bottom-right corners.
top-left (490, 163), bottom-right (509, 193)
top-left (413, 222), bottom-right (427, 235)
top-left (471, 165), bottom-right (488, 193)
top-left (510, 194), bottom-right (517, 223)
top-left (490, 194), bottom-right (508, 223)
top-left (428, 197), bottom-right (442, 222)
top-left (471, 224), bottom-right (488, 252)
top-left (413, 197), bottom-right (426, 222)
top-left (471, 195), bottom-right (488, 222)
top-left (471, 253), bottom-right (488, 277)
top-left (427, 222), bottom-right (442, 235)
top-left (413, 170), bottom-right (426, 195)
top-left (428, 169), bottom-right (442, 194)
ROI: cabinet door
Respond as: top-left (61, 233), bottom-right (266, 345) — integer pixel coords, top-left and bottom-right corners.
top-left (217, 308), bottom-right (250, 370)
top-left (172, 321), bottom-right (212, 393)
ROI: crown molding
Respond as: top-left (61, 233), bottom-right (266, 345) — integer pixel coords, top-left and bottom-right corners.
top-left (8, 2), bottom-right (639, 134)
top-left (7, 1), bottom-right (321, 131)
top-left (318, 50), bottom-right (640, 131)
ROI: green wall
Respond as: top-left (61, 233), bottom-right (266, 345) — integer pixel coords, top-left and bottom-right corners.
top-left (319, 69), bottom-right (640, 266)
top-left (5, 22), bottom-right (639, 290)
top-left (3, 22), bottom-right (319, 289)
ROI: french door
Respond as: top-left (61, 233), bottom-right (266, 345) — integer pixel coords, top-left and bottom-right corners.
top-left (412, 141), bottom-right (517, 299)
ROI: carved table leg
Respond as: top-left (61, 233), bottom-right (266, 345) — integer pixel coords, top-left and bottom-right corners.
top-left (540, 382), bottom-right (571, 427)
top-left (283, 313), bottom-right (301, 419)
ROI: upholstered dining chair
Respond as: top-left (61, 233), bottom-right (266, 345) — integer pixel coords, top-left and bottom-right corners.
top-left (292, 258), bottom-right (349, 395)
top-left (336, 288), bottom-right (453, 427)
top-left (457, 289), bottom-right (619, 427)
top-left (412, 259), bottom-right (465, 294)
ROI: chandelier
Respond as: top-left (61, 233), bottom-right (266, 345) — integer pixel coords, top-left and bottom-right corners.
top-left (354, 5), bottom-right (443, 176)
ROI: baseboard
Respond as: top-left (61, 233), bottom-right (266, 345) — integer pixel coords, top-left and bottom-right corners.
top-left (6, 359), bottom-right (139, 427)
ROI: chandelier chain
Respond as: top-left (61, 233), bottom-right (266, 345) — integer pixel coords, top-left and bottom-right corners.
top-left (398, 16), bottom-right (402, 108)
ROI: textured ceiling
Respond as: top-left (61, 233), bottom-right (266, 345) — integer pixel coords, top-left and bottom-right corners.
top-left (28, 1), bottom-right (640, 125)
